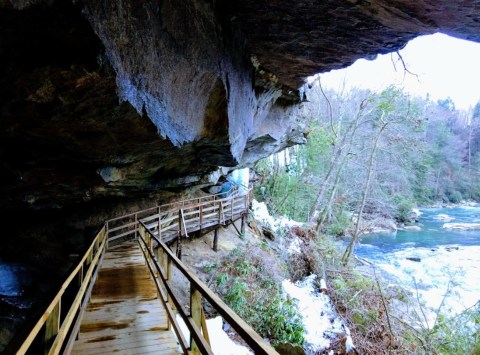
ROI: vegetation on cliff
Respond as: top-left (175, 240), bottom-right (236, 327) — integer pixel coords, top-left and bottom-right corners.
top-left (254, 85), bottom-right (480, 261)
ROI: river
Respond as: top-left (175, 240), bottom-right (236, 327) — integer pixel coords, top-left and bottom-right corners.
top-left (356, 205), bottom-right (480, 325)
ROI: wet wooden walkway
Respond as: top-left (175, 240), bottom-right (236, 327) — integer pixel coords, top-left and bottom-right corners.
top-left (71, 241), bottom-right (180, 355)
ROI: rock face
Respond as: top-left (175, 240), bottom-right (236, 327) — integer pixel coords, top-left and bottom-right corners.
top-left (0, 0), bottom-right (308, 219)
top-left (223, 0), bottom-right (480, 88)
top-left (1, 0), bottom-right (480, 224)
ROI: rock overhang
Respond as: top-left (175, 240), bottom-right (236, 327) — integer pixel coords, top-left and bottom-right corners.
top-left (1, 0), bottom-right (480, 217)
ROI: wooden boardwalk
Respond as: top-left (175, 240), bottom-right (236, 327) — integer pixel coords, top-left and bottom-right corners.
top-left (71, 241), bottom-right (180, 355)
top-left (12, 189), bottom-right (278, 355)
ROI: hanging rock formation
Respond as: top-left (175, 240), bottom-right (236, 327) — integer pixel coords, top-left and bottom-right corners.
top-left (1, 0), bottom-right (480, 220)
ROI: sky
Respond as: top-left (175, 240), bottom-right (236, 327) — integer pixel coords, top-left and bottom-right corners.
top-left (318, 33), bottom-right (480, 111)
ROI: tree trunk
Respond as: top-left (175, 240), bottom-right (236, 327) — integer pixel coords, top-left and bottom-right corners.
top-left (342, 122), bottom-right (387, 264)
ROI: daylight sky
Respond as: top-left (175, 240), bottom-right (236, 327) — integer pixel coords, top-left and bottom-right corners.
top-left (319, 33), bottom-right (480, 111)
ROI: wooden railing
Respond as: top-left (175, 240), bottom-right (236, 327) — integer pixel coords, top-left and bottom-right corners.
top-left (8, 226), bottom-right (107, 355)
top-left (138, 221), bottom-right (279, 355)
top-left (106, 188), bottom-right (250, 249)
top-left (10, 188), bottom-right (258, 355)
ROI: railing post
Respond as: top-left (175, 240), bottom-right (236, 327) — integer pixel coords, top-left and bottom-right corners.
top-left (190, 285), bottom-right (202, 355)
top-left (78, 264), bottom-right (84, 287)
top-left (94, 235), bottom-right (100, 254)
top-left (134, 213), bottom-right (138, 240)
top-left (158, 207), bottom-right (161, 240)
top-left (105, 222), bottom-right (109, 250)
top-left (213, 228), bottom-right (219, 252)
top-left (45, 300), bottom-right (61, 354)
top-left (146, 232), bottom-right (151, 264)
top-left (86, 248), bottom-right (92, 266)
top-left (165, 254), bottom-right (175, 317)
top-left (177, 211), bottom-right (183, 259)
top-left (241, 214), bottom-right (246, 235)
top-left (218, 201), bottom-right (222, 224)
top-left (199, 205), bottom-right (203, 235)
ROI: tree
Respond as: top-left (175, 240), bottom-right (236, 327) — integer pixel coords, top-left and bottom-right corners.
top-left (341, 87), bottom-right (419, 262)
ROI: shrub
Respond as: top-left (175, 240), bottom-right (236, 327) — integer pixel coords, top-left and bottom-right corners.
top-left (392, 195), bottom-right (414, 222)
top-left (447, 190), bottom-right (463, 204)
top-left (325, 211), bottom-right (351, 236)
top-left (211, 246), bottom-right (305, 347)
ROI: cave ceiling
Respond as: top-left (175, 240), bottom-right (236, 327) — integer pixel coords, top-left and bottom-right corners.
top-left (1, 0), bottom-right (480, 216)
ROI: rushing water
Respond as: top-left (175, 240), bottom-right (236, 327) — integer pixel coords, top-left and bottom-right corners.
top-left (355, 205), bottom-right (480, 324)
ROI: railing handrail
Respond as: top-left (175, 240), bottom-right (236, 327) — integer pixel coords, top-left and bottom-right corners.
top-left (138, 221), bottom-right (278, 355)
top-left (105, 186), bottom-right (241, 224)
top-left (10, 226), bottom-right (107, 355)
top-left (106, 188), bottom-right (251, 244)
top-left (10, 188), bottom-right (251, 354)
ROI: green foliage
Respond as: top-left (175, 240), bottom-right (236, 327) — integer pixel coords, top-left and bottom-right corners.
top-left (215, 272), bottom-right (228, 287)
top-left (211, 247), bottom-right (305, 347)
top-left (392, 195), bottom-right (414, 222)
top-left (203, 261), bottom-right (219, 273)
top-left (447, 190), bottom-right (463, 203)
top-left (225, 278), bottom-right (249, 308)
top-left (325, 212), bottom-right (351, 236)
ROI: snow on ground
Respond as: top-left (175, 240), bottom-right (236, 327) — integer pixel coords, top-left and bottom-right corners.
top-left (287, 237), bottom-right (302, 255)
top-left (283, 275), bottom-right (354, 354)
top-left (251, 199), bottom-right (301, 253)
top-left (174, 315), bottom-right (252, 354)
top-left (251, 199), bottom-right (300, 230)
top-left (251, 200), bottom-right (354, 352)
top-left (251, 199), bottom-right (277, 229)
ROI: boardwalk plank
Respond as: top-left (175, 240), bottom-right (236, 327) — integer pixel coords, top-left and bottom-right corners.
top-left (71, 241), bottom-right (180, 354)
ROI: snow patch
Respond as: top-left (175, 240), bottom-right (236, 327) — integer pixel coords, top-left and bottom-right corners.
top-left (282, 275), bottom-right (354, 353)
top-left (207, 316), bottom-right (253, 355)
top-left (251, 199), bottom-right (300, 230)
top-left (174, 315), bottom-right (252, 354)
top-left (251, 200), bottom-right (276, 229)
top-left (287, 238), bottom-right (302, 255)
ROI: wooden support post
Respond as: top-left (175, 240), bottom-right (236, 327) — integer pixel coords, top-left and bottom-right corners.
top-left (201, 309), bottom-right (211, 345)
top-left (94, 236), bottom-right (99, 254)
top-left (231, 220), bottom-right (242, 237)
top-left (213, 228), bottom-right (219, 252)
top-left (134, 213), bottom-right (138, 240)
top-left (190, 285), bottom-right (202, 355)
top-left (241, 214), bottom-right (246, 235)
top-left (177, 211), bottom-right (183, 259)
top-left (146, 233), bottom-right (151, 264)
top-left (218, 201), bottom-right (222, 224)
top-left (86, 249), bottom-right (92, 266)
top-left (199, 205), bottom-right (203, 235)
top-left (77, 265), bottom-right (84, 287)
top-left (157, 206), bottom-right (162, 240)
top-left (45, 300), bottom-right (61, 354)
top-left (166, 256), bottom-right (176, 313)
